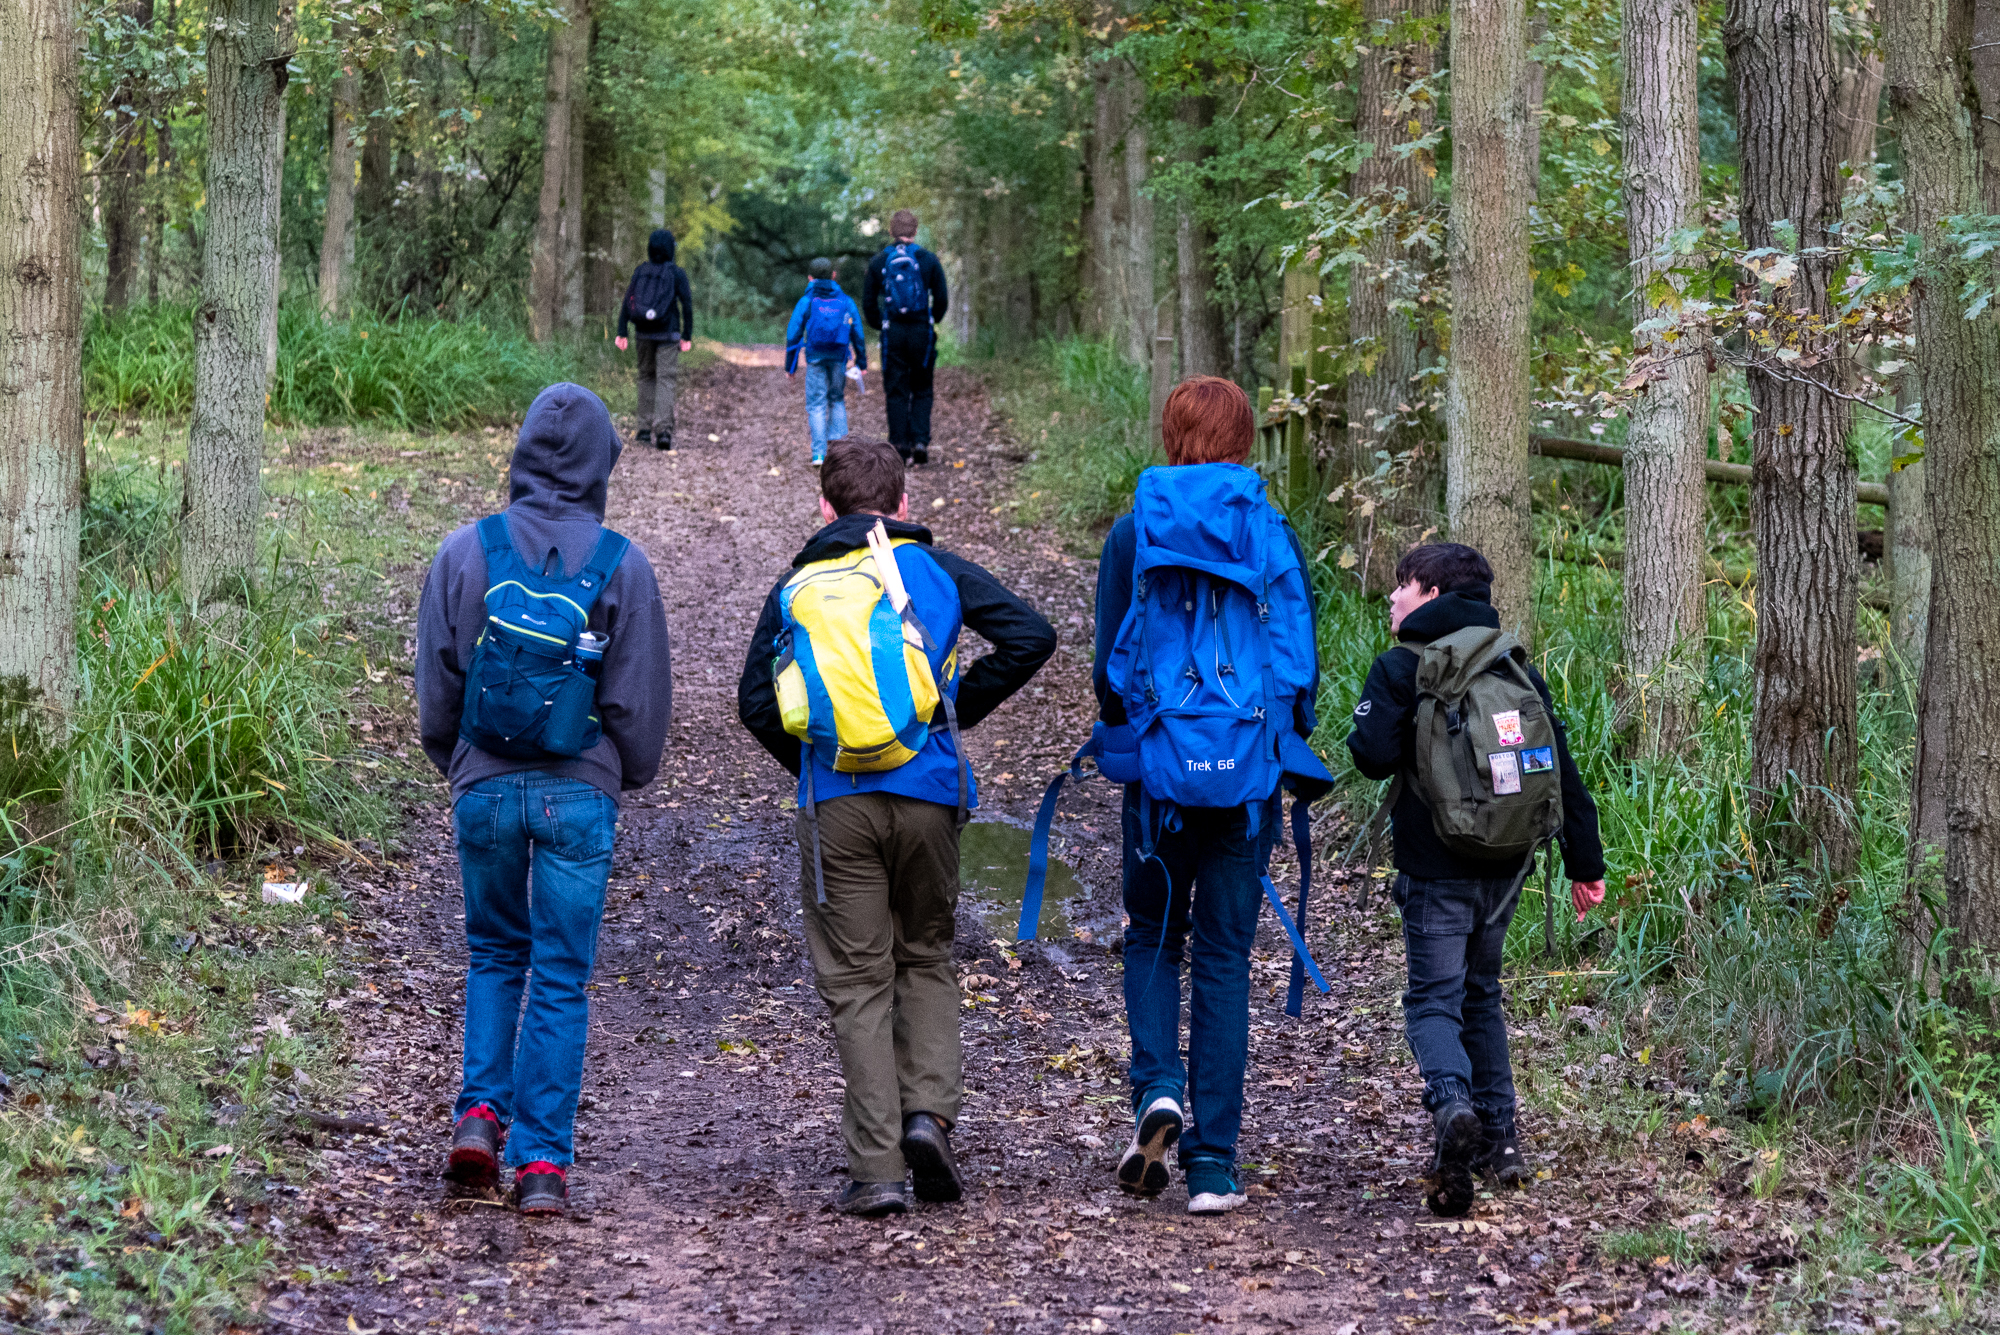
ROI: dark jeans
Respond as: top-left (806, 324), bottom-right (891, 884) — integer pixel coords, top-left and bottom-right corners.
top-left (635, 338), bottom-right (680, 442)
top-left (881, 322), bottom-right (935, 449)
top-left (452, 772), bottom-right (617, 1166)
top-left (1394, 873), bottom-right (1519, 1129)
top-left (1121, 788), bottom-right (1277, 1168)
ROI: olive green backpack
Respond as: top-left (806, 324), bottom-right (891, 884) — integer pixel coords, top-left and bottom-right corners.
top-left (1359, 626), bottom-right (1566, 948)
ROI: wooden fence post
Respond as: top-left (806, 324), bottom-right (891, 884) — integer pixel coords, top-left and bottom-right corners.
top-left (1284, 362), bottom-right (1311, 513)
top-left (1150, 298), bottom-right (1177, 449)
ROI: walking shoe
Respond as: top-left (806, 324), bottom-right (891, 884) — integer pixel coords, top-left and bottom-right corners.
top-left (1426, 1098), bottom-right (1484, 1218)
top-left (1185, 1158), bottom-right (1248, 1214)
top-left (1480, 1125), bottom-right (1531, 1187)
top-left (1116, 1091), bottom-right (1183, 1197)
top-left (835, 1179), bottom-right (910, 1218)
top-left (812, 452), bottom-right (825, 467)
top-left (656, 434), bottom-right (674, 453)
top-left (900, 1112), bottom-right (964, 1203)
top-left (443, 1105), bottom-right (502, 1189)
top-left (514, 1162), bottom-right (568, 1216)
top-left (911, 445), bottom-right (929, 465)
top-left (636, 428), bottom-right (652, 446)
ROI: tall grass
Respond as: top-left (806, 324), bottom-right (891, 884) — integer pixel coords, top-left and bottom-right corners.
top-left (85, 301), bottom-right (603, 430)
top-left (997, 338), bottom-right (1161, 537)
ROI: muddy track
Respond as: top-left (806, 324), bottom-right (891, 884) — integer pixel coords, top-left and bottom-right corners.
top-left (274, 357), bottom-right (1680, 1335)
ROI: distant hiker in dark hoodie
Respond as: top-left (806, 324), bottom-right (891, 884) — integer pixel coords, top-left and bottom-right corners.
top-left (416, 383), bottom-right (672, 1217)
top-left (615, 228), bottom-right (694, 450)
top-left (737, 440), bottom-right (1055, 1218)
top-left (861, 209), bottom-right (948, 466)
top-left (1345, 542), bottom-right (1605, 1218)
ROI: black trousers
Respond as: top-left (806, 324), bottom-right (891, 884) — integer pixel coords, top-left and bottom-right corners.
top-left (881, 322), bottom-right (936, 450)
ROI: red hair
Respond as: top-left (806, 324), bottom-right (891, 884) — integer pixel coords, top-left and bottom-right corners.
top-left (1161, 376), bottom-right (1254, 466)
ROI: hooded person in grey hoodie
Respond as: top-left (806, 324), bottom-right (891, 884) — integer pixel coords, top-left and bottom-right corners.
top-left (415, 382), bottom-right (671, 1216)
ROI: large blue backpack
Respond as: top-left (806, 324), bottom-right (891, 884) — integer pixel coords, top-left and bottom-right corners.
top-left (803, 289), bottom-right (854, 352)
top-left (458, 514), bottom-right (630, 761)
top-left (1019, 464), bottom-right (1335, 1014)
top-left (883, 244), bottom-right (929, 321)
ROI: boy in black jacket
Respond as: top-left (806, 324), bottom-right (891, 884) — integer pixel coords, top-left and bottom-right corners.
top-left (861, 210), bottom-right (949, 465)
top-left (614, 228), bottom-right (694, 450)
top-left (1346, 543), bottom-right (1606, 1218)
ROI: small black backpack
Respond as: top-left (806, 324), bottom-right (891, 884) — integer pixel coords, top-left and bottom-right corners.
top-left (625, 264), bottom-right (678, 333)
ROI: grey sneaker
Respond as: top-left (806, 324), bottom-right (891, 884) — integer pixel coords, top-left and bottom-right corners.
top-left (900, 1113), bottom-right (964, 1203)
top-left (1116, 1091), bottom-right (1183, 1197)
top-left (1185, 1157), bottom-right (1248, 1215)
top-left (1426, 1098), bottom-right (1483, 1218)
top-left (835, 1179), bottom-right (910, 1218)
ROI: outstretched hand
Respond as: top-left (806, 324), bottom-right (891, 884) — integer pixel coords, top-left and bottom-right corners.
top-left (680, 339), bottom-right (692, 352)
top-left (615, 336), bottom-right (628, 351)
top-left (1571, 879), bottom-right (1606, 922)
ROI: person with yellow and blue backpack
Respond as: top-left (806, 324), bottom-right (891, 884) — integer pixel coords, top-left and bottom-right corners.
top-left (737, 440), bottom-right (1055, 1217)
top-left (785, 258), bottom-right (869, 467)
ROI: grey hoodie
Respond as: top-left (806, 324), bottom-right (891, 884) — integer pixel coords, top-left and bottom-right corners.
top-left (415, 383), bottom-right (672, 804)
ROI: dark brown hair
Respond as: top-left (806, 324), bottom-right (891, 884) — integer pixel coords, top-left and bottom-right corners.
top-left (821, 440), bottom-right (906, 517)
top-left (1162, 376), bottom-right (1254, 466)
top-left (890, 209), bottom-right (919, 239)
top-left (1394, 542), bottom-right (1493, 595)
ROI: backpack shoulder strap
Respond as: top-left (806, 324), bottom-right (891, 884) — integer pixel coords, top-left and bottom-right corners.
top-left (572, 527), bottom-right (630, 610)
top-left (475, 514), bottom-right (522, 582)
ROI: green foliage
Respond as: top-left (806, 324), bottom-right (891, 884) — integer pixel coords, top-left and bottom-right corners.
top-left (1000, 339), bottom-right (1160, 538)
top-left (85, 302), bottom-right (601, 429)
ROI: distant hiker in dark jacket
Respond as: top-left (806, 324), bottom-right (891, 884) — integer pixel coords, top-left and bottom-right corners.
top-left (1346, 542), bottom-right (1606, 1217)
top-left (784, 258), bottom-right (869, 466)
top-left (738, 441), bottom-right (1055, 1217)
top-left (416, 383), bottom-right (672, 1217)
top-left (861, 210), bottom-right (948, 466)
top-left (615, 228), bottom-right (694, 450)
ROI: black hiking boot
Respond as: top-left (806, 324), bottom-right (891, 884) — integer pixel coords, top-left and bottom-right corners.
top-left (1481, 1125), bottom-right (1531, 1187)
top-left (911, 445), bottom-right (929, 465)
top-left (636, 428), bottom-right (652, 447)
top-left (514, 1162), bottom-right (568, 1217)
top-left (900, 1113), bottom-right (964, 1203)
top-left (1426, 1097), bottom-right (1483, 1218)
top-left (443, 1106), bottom-right (502, 1190)
top-left (1116, 1090), bottom-right (1183, 1197)
top-left (656, 433), bottom-right (674, 452)
top-left (835, 1179), bottom-right (910, 1218)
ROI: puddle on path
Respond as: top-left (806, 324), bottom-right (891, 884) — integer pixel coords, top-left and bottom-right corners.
top-left (960, 820), bottom-right (1082, 943)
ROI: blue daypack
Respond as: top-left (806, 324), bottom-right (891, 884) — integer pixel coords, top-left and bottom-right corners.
top-left (458, 514), bottom-right (630, 761)
top-left (883, 244), bottom-right (929, 321)
top-left (1019, 464), bottom-right (1336, 1015)
top-left (804, 289), bottom-right (855, 352)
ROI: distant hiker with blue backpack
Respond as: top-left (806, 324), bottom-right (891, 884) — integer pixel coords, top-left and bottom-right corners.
top-left (1075, 376), bottom-right (1334, 1216)
top-left (737, 440), bottom-right (1055, 1217)
top-left (416, 383), bottom-right (672, 1217)
top-left (1346, 542), bottom-right (1606, 1218)
top-left (785, 258), bottom-right (869, 466)
top-left (614, 228), bottom-right (694, 451)
top-left (861, 210), bottom-right (948, 465)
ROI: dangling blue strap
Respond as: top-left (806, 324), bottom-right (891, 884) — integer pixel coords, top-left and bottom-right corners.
top-left (1282, 795), bottom-right (1326, 1016)
top-left (1017, 736), bottom-right (1097, 941)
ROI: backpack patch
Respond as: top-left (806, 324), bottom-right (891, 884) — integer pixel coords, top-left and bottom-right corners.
top-left (883, 245), bottom-right (929, 320)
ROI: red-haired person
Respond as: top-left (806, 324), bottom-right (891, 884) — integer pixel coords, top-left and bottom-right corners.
top-left (1091, 376), bottom-right (1325, 1214)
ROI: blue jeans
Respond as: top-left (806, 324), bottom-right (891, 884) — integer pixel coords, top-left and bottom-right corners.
top-left (1394, 874), bottom-right (1519, 1130)
top-left (451, 772), bottom-right (617, 1166)
top-left (803, 359), bottom-right (849, 457)
top-left (1121, 789), bottom-right (1277, 1168)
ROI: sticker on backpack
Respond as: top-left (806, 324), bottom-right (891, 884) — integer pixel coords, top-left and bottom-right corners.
top-left (1488, 751), bottom-right (1522, 795)
top-left (1492, 709), bottom-right (1525, 746)
top-left (1520, 745), bottom-right (1555, 773)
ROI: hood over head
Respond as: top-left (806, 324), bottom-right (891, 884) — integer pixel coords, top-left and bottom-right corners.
top-left (647, 228), bottom-right (676, 264)
top-left (794, 514), bottom-right (932, 567)
top-left (508, 382), bottom-right (622, 521)
top-left (1396, 586), bottom-right (1500, 643)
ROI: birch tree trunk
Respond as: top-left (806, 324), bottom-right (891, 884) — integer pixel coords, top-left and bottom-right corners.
top-left (0, 0), bottom-right (83, 714)
top-left (1445, 0), bottom-right (1536, 634)
top-left (1885, 0), bottom-right (2000, 987)
top-left (1175, 90), bottom-right (1226, 379)
top-left (1620, 0), bottom-right (1710, 754)
top-left (1727, 0), bottom-right (1860, 875)
top-left (319, 68), bottom-right (358, 316)
top-left (528, 0), bottom-right (587, 342)
top-left (182, 0), bottom-right (290, 605)
top-left (102, 0), bottom-right (152, 312)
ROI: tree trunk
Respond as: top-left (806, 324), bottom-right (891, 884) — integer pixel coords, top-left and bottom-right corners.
top-left (1727, 0), bottom-right (1860, 875)
top-left (1885, 0), bottom-right (2000, 986)
top-left (148, 112), bottom-right (170, 303)
top-left (1620, 0), bottom-right (1711, 754)
top-left (1445, 0), bottom-right (1536, 633)
top-left (1175, 91), bottom-right (1226, 380)
top-left (357, 64), bottom-right (392, 233)
top-left (0, 0), bottom-right (83, 714)
top-left (1836, 49), bottom-right (1887, 177)
top-left (1082, 53), bottom-right (1150, 364)
top-left (559, 22), bottom-right (589, 332)
top-left (102, 0), bottom-right (152, 312)
top-left (1120, 72), bottom-right (1154, 368)
top-left (529, 0), bottom-right (587, 342)
top-left (261, 84), bottom-right (285, 375)
top-left (319, 68), bottom-right (358, 315)
top-left (182, 0), bottom-right (290, 604)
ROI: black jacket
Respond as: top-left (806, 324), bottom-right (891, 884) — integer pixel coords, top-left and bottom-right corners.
top-left (617, 229), bottom-right (693, 342)
top-left (737, 514), bottom-right (1056, 776)
top-left (862, 243), bottom-right (949, 328)
top-left (1344, 589), bottom-right (1606, 883)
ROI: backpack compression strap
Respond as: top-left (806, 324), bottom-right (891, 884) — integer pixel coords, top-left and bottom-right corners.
top-left (1272, 793), bottom-right (1331, 1016)
top-left (1017, 733), bottom-right (1100, 941)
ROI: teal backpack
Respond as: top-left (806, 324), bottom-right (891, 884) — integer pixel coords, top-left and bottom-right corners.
top-left (458, 514), bottom-right (630, 760)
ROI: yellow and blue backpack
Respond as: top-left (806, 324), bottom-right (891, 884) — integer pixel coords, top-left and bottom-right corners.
top-left (772, 521), bottom-right (965, 900)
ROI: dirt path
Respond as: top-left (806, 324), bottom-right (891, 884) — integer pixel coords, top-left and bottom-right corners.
top-left (274, 357), bottom-right (1685, 1335)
